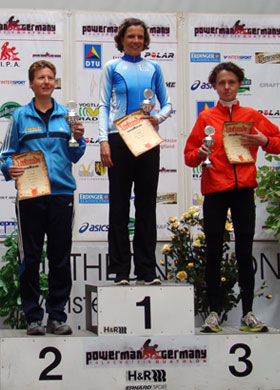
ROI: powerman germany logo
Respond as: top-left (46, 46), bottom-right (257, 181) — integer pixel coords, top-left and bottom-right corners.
top-left (84, 44), bottom-right (102, 69)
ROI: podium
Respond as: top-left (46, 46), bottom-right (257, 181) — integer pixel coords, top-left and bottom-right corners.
top-left (85, 283), bottom-right (195, 336)
top-left (0, 282), bottom-right (280, 389)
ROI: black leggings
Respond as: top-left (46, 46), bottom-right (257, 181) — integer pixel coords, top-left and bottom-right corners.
top-left (203, 187), bottom-right (256, 316)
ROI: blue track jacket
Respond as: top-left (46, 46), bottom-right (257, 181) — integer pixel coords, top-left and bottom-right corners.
top-left (98, 53), bottom-right (172, 143)
top-left (0, 98), bottom-right (86, 195)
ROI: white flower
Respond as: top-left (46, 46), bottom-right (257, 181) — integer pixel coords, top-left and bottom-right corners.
top-left (161, 244), bottom-right (172, 254)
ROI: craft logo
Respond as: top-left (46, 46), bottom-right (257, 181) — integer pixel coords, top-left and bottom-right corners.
top-left (82, 24), bottom-right (170, 37)
top-left (0, 101), bottom-right (20, 119)
top-left (0, 42), bottom-right (20, 67)
top-left (79, 193), bottom-right (109, 204)
top-left (191, 80), bottom-right (213, 91)
top-left (260, 82), bottom-right (280, 88)
top-left (0, 80), bottom-right (25, 85)
top-left (84, 44), bottom-right (102, 69)
top-left (190, 52), bottom-right (221, 63)
top-left (238, 77), bottom-right (251, 93)
top-left (223, 55), bottom-right (252, 61)
top-left (126, 369), bottom-right (167, 383)
top-left (256, 52), bottom-right (280, 64)
top-left (144, 52), bottom-right (174, 61)
top-left (194, 19), bottom-right (280, 38)
top-left (85, 338), bottom-right (207, 367)
top-left (32, 52), bottom-right (61, 58)
top-left (0, 15), bottom-right (56, 34)
top-left (197, 101), bottom-right (215, 116)
top-left (95, 161), bottom-right (106, 176)
top-left (78, 103), bottom-right (99, 122)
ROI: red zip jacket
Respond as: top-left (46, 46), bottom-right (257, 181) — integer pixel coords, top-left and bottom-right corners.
top-left (184, 101), bottom-right (280, 195)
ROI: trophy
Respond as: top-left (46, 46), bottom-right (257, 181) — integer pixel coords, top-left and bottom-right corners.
top-left (65, 101), bottom-right (79, 147)
top-left (140, 89), bottom-right (154, 114)
top-left (202, 125), bottom-right (215, 168)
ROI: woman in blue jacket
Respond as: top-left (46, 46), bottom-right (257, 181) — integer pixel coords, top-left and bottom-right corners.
top-left (0, 60), bottom-right (86, 335)
top-left (99, 18), bottom-right (172, 285)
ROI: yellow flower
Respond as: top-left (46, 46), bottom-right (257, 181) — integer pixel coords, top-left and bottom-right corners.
top-left (181, 212), bottom-right (190, 221)
top-left (160, 260), bottom-right (165, 265)
top-left (266, 294), bottom-right (273, 299)
top-left (193, 239), bottom-right (202, 247)
top-left (188, 262), bottom-right (194, 268)
top-left (170, 221), bottom-right (179, 229)
top-left (188, 206), bottom-right (200, 217)
top-left (167, 273), bottom-right (172, 279)
top-left (168, 215), bottom-right (177, 223)
top-left (176, 271), bottom-right (187, 281)
top-left (195, 232), bottom-right (205, 240)
top-left (225, 222), bottom-right (233, 231)
top-left (161, 244), bottom-right (171, 254)
top-left (221, 277), bottom-right (226, 282)
top-left (171, 234), bottom-right (175, 239)
top-left (227, 209), bottom-right (232, 219)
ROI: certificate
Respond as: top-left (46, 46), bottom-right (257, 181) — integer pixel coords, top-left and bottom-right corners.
top-left (114, 109), bottom-right (163, 157)
top-left (222, 121), bottom-right (255, 164)
top-left (12, 150), bottom-right (51, 200)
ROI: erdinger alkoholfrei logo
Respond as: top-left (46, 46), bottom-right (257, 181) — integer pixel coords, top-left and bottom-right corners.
top-left (0, 15), bottom-right (55, 34)
top-left (84, 44), bottom-right (101, 69)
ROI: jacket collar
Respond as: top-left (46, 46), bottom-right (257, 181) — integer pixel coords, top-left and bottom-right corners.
top-left (122, 53), bottom-right (142, 63)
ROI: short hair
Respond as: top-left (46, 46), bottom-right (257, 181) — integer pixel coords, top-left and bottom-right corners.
top-left (114, 18), bottom-right (150, 52)
top-left (28, 60), bottom-right (56, 82)
top-left (208, 62), bottom-right (245, 86)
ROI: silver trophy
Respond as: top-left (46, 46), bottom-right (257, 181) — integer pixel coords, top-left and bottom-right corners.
top-left (202, 126), bottom-right (215, 168)
top-left (65, 101), bottom-right (79, 147)
top-left (140, 89), bottom-right (154, 114)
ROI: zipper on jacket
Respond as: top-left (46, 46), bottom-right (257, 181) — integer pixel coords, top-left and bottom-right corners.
top-left (229, 105), bottom-right (239, 189)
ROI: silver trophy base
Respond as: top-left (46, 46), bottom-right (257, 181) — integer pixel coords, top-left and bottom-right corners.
top-left (69, 140), bottom-right (79, 148)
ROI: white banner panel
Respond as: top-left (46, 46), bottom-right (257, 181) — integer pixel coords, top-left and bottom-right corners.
top-left (72, 12), bottom-right (178, 241)
top-left (186, 13), bottom-right (280, 239)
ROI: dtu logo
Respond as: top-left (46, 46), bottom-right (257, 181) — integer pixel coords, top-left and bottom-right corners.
top-left (84, 44), bottom-right (102, 69)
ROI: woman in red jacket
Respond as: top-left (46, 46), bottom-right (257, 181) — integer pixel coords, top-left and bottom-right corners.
top-left (184, 62), bottom-right (280, 333)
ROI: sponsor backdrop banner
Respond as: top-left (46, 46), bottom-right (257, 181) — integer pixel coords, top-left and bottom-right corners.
top-left (187, 13), bottom-right (280, 239)
top-left (0, 10), bottom-right (65, 238)
top-left (0, 11), bottom-right (279, 333)
top-left (73, 12), bottom-right (178, 241)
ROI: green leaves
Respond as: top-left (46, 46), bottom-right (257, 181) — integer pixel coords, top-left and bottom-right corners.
top-left (256, 154), bottom-right (280, 242)
top-left (0, 229), bottom-right (48, 329)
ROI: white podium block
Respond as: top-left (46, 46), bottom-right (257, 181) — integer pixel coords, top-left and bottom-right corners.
top-left (1, 329), bottom-right (280, 389)
top-left (85, 283), bottom-right (194, 336)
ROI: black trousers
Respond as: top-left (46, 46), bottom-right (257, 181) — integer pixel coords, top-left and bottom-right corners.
top-left (16, 195), bottom-right (73, 323)
top-left (203, 187), bottom-right (256, 316)
top-left (108, 133), bottom-right (159, 279)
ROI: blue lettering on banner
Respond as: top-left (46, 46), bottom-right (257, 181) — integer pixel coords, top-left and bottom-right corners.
top-left (0, 220), bottom-right (17, 238)
top-left (79, 193), bottom-right (109, 204)
top-left (190, 52), bottom-right (221, 62)
top-left (79, 222), bottom-right (109, 233)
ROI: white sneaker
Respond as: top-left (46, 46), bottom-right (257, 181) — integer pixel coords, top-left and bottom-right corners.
top-left (201, 312), bottom-right (222, 333)
top-left (240, 312), bottom-right (268, 332)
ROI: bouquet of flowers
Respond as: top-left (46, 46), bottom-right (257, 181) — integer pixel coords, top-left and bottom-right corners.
top-left (161, 206), bottom-right (239, 322)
